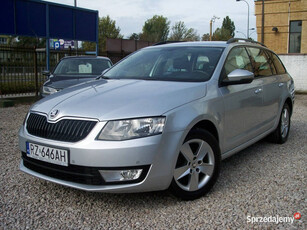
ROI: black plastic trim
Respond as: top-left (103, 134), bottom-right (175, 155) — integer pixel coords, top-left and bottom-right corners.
top-left (26, 113), bottom-right (97, 142)
top-left (22, 152), bottom-right (150, 186)
top-left (227, 38), bottom-right (267, 47)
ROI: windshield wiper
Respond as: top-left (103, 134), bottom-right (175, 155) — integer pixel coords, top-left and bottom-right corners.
top-left (96, 75), bottom-right (110, 80)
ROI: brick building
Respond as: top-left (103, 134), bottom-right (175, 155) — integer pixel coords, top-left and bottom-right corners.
top-left (255, 0), bottom-right (307, 54)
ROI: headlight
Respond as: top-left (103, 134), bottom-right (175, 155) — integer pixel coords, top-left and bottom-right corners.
top-left (42, 86), bottom-right (58, 95)
top-left (97, 117), bottom-right (166, 141)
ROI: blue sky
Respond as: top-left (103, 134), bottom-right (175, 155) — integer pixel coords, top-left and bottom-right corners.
top-left (48, 0), bottom-right (257, 40)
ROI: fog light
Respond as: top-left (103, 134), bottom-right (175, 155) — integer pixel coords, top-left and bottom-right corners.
top-left (121, 170), bottom-right (142, 180)
top-left (99, 169), bottom-right (143, 182)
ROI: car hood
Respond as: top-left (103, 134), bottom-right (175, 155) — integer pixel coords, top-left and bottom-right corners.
top-left (32, 79), bottom-right (207, 121)
top-left (45, 75), bottom-right (96, 89)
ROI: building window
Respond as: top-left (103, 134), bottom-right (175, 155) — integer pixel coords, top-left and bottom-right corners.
top-left (0, 37), bottom-right (7, 45)
top-left (289, 20), bottom-right (302, 53)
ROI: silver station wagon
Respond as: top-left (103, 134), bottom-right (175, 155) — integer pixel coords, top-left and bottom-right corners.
top-left (19, 39), bottom-right (295, 200)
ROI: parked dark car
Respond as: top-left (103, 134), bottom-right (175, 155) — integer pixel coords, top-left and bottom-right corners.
top-left (41, 56), bottom-right (112, 97)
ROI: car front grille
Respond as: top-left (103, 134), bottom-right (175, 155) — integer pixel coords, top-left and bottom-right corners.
top-left (26, 113), bottom-right (97, 142)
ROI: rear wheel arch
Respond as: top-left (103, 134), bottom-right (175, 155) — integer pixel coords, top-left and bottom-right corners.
top-left (268, 102), bottom-right (291, 144)
top-left (285, 97), bottom-right (293, 116)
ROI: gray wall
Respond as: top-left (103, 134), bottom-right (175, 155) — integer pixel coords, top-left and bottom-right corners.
top-left (279, 54), bottom-right (307, 93)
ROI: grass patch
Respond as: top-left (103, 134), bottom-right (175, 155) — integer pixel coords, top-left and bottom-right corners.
top-left (0, 81), bottom-right (41, 94)
top-left (0, 99), bottom-right (15, 107)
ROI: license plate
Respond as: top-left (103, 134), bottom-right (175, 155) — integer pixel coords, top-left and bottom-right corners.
top-left (26, 142), bottom-right (68, 166)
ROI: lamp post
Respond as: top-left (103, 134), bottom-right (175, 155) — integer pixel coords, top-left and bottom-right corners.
top-left (236, 28), bottom-right (255, 39)
top-left (74, 0), bottom-right (77, 54)
top-left (250, 30), bottom-right (257, 37)
top-left (210, 15), bottom-right (220, 41)
top-left (236, 31), bottom-right (247, 38)
top-left (236, 0), bottom-right (250, 39)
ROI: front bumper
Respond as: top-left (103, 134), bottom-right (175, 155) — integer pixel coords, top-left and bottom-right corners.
top-left (19, 125), bottom-right (184, 193)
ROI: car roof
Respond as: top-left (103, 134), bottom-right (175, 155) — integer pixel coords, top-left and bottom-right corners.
top-left (145, 39), bottom-right (267, 50)
top-left (147, 41), bottom-right (229, 48)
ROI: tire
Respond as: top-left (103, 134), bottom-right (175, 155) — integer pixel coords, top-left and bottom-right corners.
top-left (170, 129), bottom-right (221, 200)
top-left (268, 103), bottom-right (291, 144)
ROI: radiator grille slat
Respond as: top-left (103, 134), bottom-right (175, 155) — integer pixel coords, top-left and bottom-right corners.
top-left (42, 116), bottom-right (49, 137)
top-left (26, 113), bottom-right (97, 142)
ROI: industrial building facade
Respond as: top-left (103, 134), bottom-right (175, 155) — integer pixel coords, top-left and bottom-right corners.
top-left (255, 0), bottom-right (307, 54)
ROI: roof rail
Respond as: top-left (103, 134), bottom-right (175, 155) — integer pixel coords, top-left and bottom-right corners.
top-left (227, 38), bottom-right (266, 47)
top-left (153, 41), bottom-right (185, 46)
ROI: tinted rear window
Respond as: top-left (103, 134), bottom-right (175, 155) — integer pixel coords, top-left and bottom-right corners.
top-left (267, 52), bottom-right (286, 74)
top-left (247, 47), bottom-right (272, 77)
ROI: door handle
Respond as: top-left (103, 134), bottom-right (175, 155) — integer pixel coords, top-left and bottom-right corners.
top-left (254, 88), bottom-right (262, 94)
top-left (279, 83), bottom-right (284, 88)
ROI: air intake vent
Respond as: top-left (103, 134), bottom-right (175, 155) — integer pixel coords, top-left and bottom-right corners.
top-left (26, 113), bottom-right (97, 142)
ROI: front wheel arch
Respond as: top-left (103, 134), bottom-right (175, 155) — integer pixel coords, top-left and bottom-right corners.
top-left (191, 120), bottom-right (220, 144)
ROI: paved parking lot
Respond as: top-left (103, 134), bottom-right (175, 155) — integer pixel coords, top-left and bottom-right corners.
top-left (0, 95), bottom-right (306, 229)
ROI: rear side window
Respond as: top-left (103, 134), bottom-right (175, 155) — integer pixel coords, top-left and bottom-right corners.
top-left (247, 47), bottom-right (272, 77)
top-left (267, 51), bottom-right (286, 74)
top-left (264, 50), bottom-right (277, 75)
top-left (223, 47), bottom-right (253, 78)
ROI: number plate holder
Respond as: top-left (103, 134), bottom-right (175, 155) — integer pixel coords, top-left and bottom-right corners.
top-left (26, 142), bottom-right (69, 167)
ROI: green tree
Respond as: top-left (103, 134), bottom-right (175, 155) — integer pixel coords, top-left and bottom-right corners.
top-left (140, 15), bottom-right (170, 42)
top-left (201, 33), bottom-right (210, 41)
top-left (212, 16), bottom-right (235, 41)
top-left (82, 15), bottom-right (122, 52)
top-left (184, 28), bottom-right (200, 41)
top-left (222, 16), bottom-right (235, 37)
top-left (169, 21), bottom-right (186, 41)
top-left (212, 28), bottom-right (231, 41)
top-left (169, 21), bottom-right (200, 41)
top-left (16, 36), bottom-right (46, 47)
top-left (128, 33), bottom-right (140, 40)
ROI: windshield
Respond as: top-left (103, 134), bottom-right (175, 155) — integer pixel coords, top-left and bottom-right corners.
top-left (104, 47), bottom-right (224, 82)
top-left (53, 58), bottom-right (112, 76)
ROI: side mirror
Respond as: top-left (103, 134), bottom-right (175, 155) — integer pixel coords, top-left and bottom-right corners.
top-left (42, 70), bottom-right (51, 76)
top-left (222, 69), bottom-right (254, 86)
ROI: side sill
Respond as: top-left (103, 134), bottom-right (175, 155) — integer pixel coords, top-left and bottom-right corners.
top-left (221, 127), bottom-right (275, 160)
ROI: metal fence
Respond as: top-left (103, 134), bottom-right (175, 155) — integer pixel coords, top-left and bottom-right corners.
top-left (0, 45), bottom-right (87, 97)
top-left (105, 38), bottom-right (154, 63)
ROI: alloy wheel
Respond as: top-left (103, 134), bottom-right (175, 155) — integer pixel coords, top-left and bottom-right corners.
top-left (280, 107), bottom-right (289, 138)
top-left (174, 139), bottom-right (215, 192)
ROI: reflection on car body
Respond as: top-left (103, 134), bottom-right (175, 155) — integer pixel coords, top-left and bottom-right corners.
top-left (41, 56), bottom-right (112, 97)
